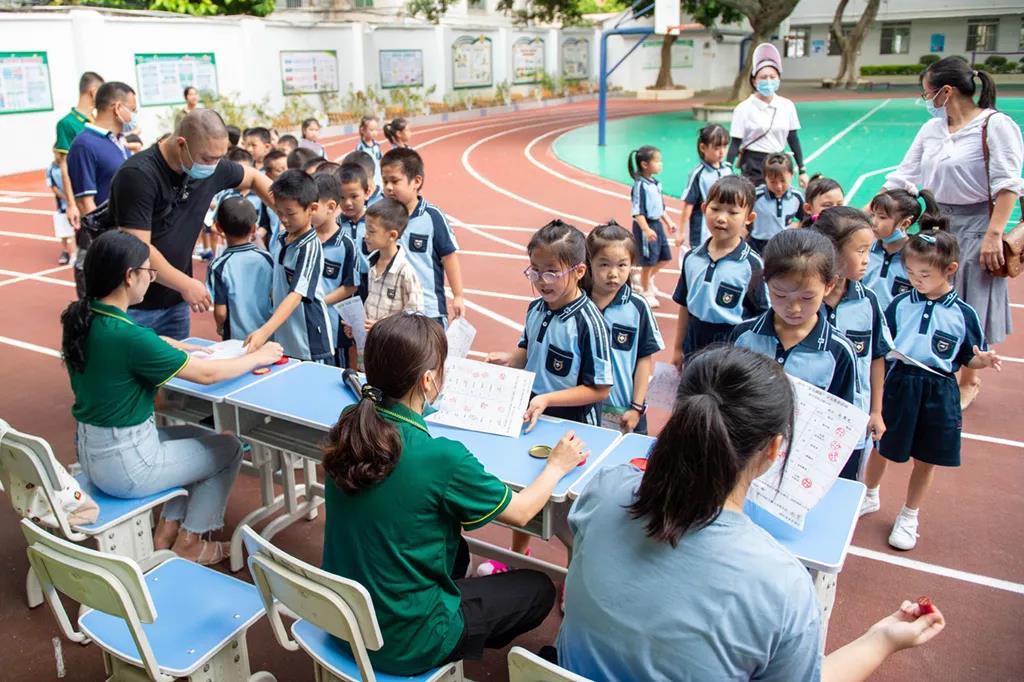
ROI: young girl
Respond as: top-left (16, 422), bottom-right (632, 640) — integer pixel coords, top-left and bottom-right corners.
top-left (800, 174), bottom-right (844, 226)
top-left (750, 153), bottom-right (805, 254)
top-left (730, 229), bottom-right (857, 407)
top-left (680, 124), bottom-right (734, 248)
top-left (383, 117), bottom-right (411, 149)
top-left (629, 145), bottom-right (677, 308)
top-left (483, 219), bottom-right (613, 570)
top-left (671, 176), bottom-right (768, 369)
top-left (812, 207), bottom-right (894, 480)
top-left (355, 114), bottom-right (383, 189)
top-left (584, 221), bottom-right (664, 435)
top-left (862, 225), bottom-right (1001, 551)
top-left (866, 188), bottom-right (937, 313)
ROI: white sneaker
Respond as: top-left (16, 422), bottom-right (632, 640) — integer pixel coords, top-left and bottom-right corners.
top-left (643, 291), bottom-right (660, 308)
top-left (859, 489), bottom-right (880, 517)
top-left (888, 510), bottom-right (919, 550)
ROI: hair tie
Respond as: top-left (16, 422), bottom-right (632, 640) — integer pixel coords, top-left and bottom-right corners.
top-left (809, 213), bottom-right (820, 224)
top-left (916, 195), bottom-right (928, 216)
top-left (361, 384), bottom-right (384, 405)
top-left (972, 70), bottom-right (979, 77)
top-left (917, 233), bottom-right (937, 245)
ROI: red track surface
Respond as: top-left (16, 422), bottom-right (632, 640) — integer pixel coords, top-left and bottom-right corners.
top-left (1, 98), bottom-right (1022, 680)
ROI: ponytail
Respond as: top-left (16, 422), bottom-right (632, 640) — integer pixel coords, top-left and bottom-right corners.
top-left (976, 69), bottom-right (997, 110)
top-left (923, 56), bottom-right (998, 110)
top-left (383, 117), bottom-right (407, 146)
top-left (906, 198), bottom-right (957, 269)
top-left (627, 145), bottom-right (658, 181)
top-left (583, 219), bottom-right (636, 295)
top-left (627, 149), bottom-right (639, 180)
top-left (870, 187), bottom-right (941, 228)
top-left (60, 300), bottom-right (94, 374)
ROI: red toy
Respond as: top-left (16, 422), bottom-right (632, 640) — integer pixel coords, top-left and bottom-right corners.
top-left (916, 596), bottom-right (935, 616)
top-left (274, 356), bottom-right (289, 365)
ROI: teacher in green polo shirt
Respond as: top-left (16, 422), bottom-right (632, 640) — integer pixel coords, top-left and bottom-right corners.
top-left (321, 314), bottom-right (587, 676)
top-left (60, 230), bottom-right (283, 565)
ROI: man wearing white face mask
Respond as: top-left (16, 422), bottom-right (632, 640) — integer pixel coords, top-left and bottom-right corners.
top-left (108, 109), bottom-right (276, 339)
top-left (68, 82), bottom-right (135, 224)
top-left (727, 43), bottom-right (809, 188)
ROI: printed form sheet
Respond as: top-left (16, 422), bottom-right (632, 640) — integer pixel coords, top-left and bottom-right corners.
top-left (426, 358), bottom-right (534, 438)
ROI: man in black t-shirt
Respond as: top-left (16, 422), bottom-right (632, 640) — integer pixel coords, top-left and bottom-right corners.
top-left (109, 109), bottom-right (274, 338)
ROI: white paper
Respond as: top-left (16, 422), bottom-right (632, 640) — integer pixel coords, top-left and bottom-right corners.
top-left (887, 349), bottom-right (943, 376)
top-left (646, 362), bottom-right (681, 410)
top-left (191, 339), bottom-right (245, 361)
top-left (446, 317), bottom-right (477, 360)
top-left (600, 410), bottom-right (623, 432)
top-left (335, 297), bottom-right (368, 352)
top-left (51, 212), bottom-right (74, 239)
top-left (746, 376), bottom-right (870, 530)
top-left (426, 358), bottom-right (535, 438)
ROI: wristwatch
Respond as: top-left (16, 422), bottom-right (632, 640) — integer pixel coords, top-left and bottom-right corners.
top-left (629, 401), bottom-right (648, 416)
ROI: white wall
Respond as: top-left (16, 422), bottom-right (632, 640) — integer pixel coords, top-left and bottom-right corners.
top-left (604, 30), bottom-right (743, 94)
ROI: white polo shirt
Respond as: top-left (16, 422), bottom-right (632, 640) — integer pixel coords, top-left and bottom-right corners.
top-left (729, 94), bottom-right (801, 153)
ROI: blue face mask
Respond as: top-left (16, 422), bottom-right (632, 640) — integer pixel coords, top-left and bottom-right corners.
top-left (119, 105), bottom-right (138, 134)
top-left (882, 228), bottom-right (906, 244)
top-left (422, 373), bottom-right (443, 417)
top-left (181, 140), bottom-right (217, 180)
top-left (756, 79), bottom-right (780, 97)
top-left (925, 89), bottom-right (947, 119)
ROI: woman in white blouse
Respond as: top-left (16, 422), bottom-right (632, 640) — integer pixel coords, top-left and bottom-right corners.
top-left (883, 56), bottom-right (1023, 408)
top-left (727, 43), bottom-right (810, 187)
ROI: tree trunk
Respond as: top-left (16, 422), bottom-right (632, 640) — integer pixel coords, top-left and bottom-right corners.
top-left (654, 33), bottom-right (678, 89)
top-left (730, 31), bottom-right (768, 101)
top-left (832, 0), bottom-right (881, 87)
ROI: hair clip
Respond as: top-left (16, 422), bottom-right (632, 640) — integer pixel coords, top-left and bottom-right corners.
top-left (361, 384), bottom-right (384, 404)
top-left (917, 233), bottom-right (937, 244)
top-left (916, 195), bottom-right (928, 215)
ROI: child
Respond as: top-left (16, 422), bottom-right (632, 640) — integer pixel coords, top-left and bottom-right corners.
top-left (749, 153), bottom-right (805, 254)
top-left (801, 175), bottom-right (844, 225)
top-left (363, 198), bottom-right (423, 326)
top-left (343, 150), bottom-right (383, 206)
top-left (262, 149), bottom-right (288, 180)
top-left (356, 114), bottom-right (383, 189)
top-left (680, 124), bottom-right (734, 249)
top-left (628, 145), bottom-right (677, 308)
top-left (585, 221), bottom-right (664, 434)
top-left (245, 170), bottom-right (335, 363)
top-left (302, 156), bottom-right (326, 175)
top-left (46, 152), bottom-right (74, 266)
top-left (288, 147), bottom-right (319, 171)
top-left (483, 220), bottom-right (613, 570)
top-left (672, 176), bottom-right (768, 368)
top-left (383, 117), bottom-right (411, 149)
top-left (730, 229), bottom-right (857, 406)
top-left (242, 127), bottom-right (274, 168)
top-left (866, 188), bottom-right (935, 313)
top-left (862, 224), bottom-right (1001, 550)
top-left (227, 124), bottom-right (241, 148)
top-left (201, 147), bottom-right (256, 259)
top-left (812, 207), bottom-right (894, 480)
top-left (328, 163), bottom-right (373, 300)
top-left (312, 173), bottom-right (359, 365)
top-left (380, 147), bottom-right (464, 327)
top-left (276, 134), bottom-right (299, 154)
top-left (207, 196), bottom-right (274, 341)
top-left (299, 117), bottom-right (325, 157)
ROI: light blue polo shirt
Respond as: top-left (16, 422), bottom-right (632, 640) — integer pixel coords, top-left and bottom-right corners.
top-left (518, 294), bottom-right (613, 425)
top-left (272, 229), bottom-right (334, 362)
top-left (356, 139), bottom-right (383, 189)
top-left (597, 284), bottom-right (664, 411)
top-left (367, 185), bottom-right (383, 207)
top-left (321, 227), bottom-right (357, 295)
top-left (631, 176), bottom-right (665, 221)
top-left (864, 241), bottom-right (912, 313)
top-left (682, 161), bottom-right (735, 243)
top-left (338, 212), bottom-right (369, 275)
top-left (672, 239), bottom-right (769, 326)
top-left (730, 308), bottom-right (857, 405)
top-left (885, 289), bottom-right (985, 375)
top-left (751, 185), bottom-right (805, 241)
top-left (206, 243), bottom-right (274, 341)
top-left (400, 197), bottom-right (458, 320)
top-left (558, 465), bottom-right (823, 682)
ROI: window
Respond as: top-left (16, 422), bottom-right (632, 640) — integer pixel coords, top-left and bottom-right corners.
top-left (468, 0), bottom-right (485, 9)
top-left (1018, 20), bottom-right (1023, 50)
top-left (352, 0), bottom-right (374, 7)
top-left (828, 25), bottom-right (854, 56)
top-left (784, 26), bottom-right (811, 58)
top-left (966, 19), bottom-right (999, 52)
top-left (880, 23), bottom-right (911, 55)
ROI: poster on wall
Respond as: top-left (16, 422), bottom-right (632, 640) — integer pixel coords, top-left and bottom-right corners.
top-left (280, 51), bottom-right (339, 95)
top-left (452, 35), bottom-right (493, 89)
top-left (561, 37), bottom-right (590, 81)
top-left (379, 50), bottom-right (424, 89)
top-left (134, 53), bottom-right (218, 107)
top-left (641, 38), bottom-right (694, 70)
top-left (930, 34), bottom-right (945, 52)
top-left (811, 39), bottom-right (827, 56)
top-left (0, 52), bottom-right (53, 115)
top-left (512, 36), bottom-right (545, 84)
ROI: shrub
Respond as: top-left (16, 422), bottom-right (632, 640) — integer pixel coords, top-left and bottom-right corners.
top-left (919, 54), bottom-right (940, 66)
top-left (983, 55), bottom-right (1007, 68)
top-left (859, 64), bottom-right (925, 76)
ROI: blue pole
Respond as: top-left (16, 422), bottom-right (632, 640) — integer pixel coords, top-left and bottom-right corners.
top-left (599, 26), bottom-right (655, 146)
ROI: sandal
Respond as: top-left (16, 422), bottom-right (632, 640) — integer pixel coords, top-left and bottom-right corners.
top-left (192, 540), bottom-right (230, 566)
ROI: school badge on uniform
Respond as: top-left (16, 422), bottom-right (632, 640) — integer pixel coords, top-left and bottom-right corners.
top-left (935, 339), bottom-right (950, 353)
top-left (387, 288), bottom-right (396, 299)
top-left (854, 339), bottom-right (866, 354)
top-left (552, 358), bottom-right (564, 372)
top-left (616, 331), bottom-right (628, 345)
top-left (721, 292), bottom-right (735, 305)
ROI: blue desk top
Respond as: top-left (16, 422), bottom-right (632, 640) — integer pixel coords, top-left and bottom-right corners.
top-left (226, 361), bottom-right (358, 430)
top-left (163, 338), bottom-right (300, 402)
top-left (589, 433), bottom-right (864, 573)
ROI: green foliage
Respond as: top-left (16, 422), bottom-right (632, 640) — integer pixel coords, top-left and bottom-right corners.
top-left (407, 0), bottom-right (584, 25)
top-left (494, 80), bottom-right (511, 104)
top-left (918, 54), bottom-right (940, 66)
top-left (199, 91), bottom-right (272, 128)
top-left (387, 86), bottom-right (438, 116)
top-left (983, 55), bottom-right (1008, 68)
top-left (576, 0), bottom-right (628, 12)
top-left (859, 64), bottom-right (925, 76)
top-left (51, 0), bottom-right (275, 16)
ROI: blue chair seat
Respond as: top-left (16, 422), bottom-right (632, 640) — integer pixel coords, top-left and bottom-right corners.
top-left (73, 474), bottom-right (187, 534)
top-left (79, 558), bottom-right (266, 677)
top-left (291, 618), bottom-right (455, 682)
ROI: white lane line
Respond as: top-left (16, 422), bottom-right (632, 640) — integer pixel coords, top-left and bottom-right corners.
top-left (0, 265), bottom-right (74, 288)
top-left (450, 216), bottom-right (528, 252)
top-left (462, 298), bottom-right (524, 332)
top-left (460, 249), bottom-right (529, 261)
top-left (524, 124), bottom-right (631, 200)
top-left (1012, 303), bottom-right (1024, 309)
top-left (0, 206), bottom-right (55, 216)
top-left (457, 222), bottom-right (537, 233)
top-left (0, 229), bottom-right (60, 243)
top-left (846, 165), bottom-right (899, 206)
top-left (962, 432), bottom-right (1024, 449)
top-left (0, 190), bottom-right (52, 198)
top-left (847, 545), bottom-right (1024, 595)
top-left (0, 336), bottom-right (61, 358)
top-left (805, 99), bottom-right (892, 165)
top-left (1000, 355), bottom-right (1024, 363)
top-left (463, 287), bottom-right (534, 303)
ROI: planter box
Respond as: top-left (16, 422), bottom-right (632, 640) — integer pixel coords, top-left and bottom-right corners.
top-left (692, 104), bottom-right (734, 123)
top-left (637, 87), bottom-right (694, 102)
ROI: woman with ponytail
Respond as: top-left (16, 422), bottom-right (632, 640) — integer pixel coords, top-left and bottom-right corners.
top-left (320, 313), bottom-right (587, 676)
top-left (63, 230), bottom-right (284, 565)
top-left (882, 55), bottom-right (1023, 409)
top-left (557, 345), bottom-right (946, 680)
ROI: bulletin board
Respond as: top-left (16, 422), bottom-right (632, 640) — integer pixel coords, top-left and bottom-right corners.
top-left (0, 52), bottom-right (53, 115)
top-left (512, 36), bottom-right (545, 85)
top-left (280, 50), bottom-right (340, 95)
top-left (134, 52), bottom-right (218, 106)
top-left (379, 50), bottom-right (424, 89)
top-left (452, 35), bottom-right (493, 89)
top-left (561, 37), bottom-right (590, 81)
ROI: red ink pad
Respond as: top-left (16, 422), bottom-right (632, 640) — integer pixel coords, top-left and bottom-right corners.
top-left (274, 356), bottom-right (289, 365)
top-left (629, 457), bottom-right (648, 471)
top-left (252, 367), bottom-right (271, 375)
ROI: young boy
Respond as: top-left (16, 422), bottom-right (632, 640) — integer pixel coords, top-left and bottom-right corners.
top-left (201, 147), bottom-right (256, 260)
top-left (245, 170), bottom-right (335, 363)
top-left (207, 196), bottom-right (274, 341)
top-left (242, 127), bottom-right (274, 168)
top-left (343, 150), bottom-right (383, 207)
top-left (749, 153), bottom-right (805, 255)
top-left (364, 197), bottom-right (423, 327)
top-left (312, 173), bottom-right (359, 365)
top-left (327, 163), bottom-right (373, 295)
top-left (379, 147), bottom-right (464, 327)
top-left (46, 152), bottom-right (74, 265)
top-left (276, 134), bottom-right (299, 155)
top-left (262, 149), bottom-right (288, 181)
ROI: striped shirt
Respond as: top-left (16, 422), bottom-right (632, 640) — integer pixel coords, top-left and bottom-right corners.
top-left (400, 197), bottom-right (459, 320)
top-left (597, 284), bottom-right (664, 412)
top-left (366, 245), bottom-right (424, 322)
top-left (272, 228), bottom-right (334, 361)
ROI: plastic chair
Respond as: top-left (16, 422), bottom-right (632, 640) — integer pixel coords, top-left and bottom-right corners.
top-left (21, 519), bottom-right (276, 682)
top-left (239, 525), bottom-right (463, 682)
top-left (508, 647), bottom-right (593, 682)
top-left (0, 419), bottom-right (186, 608)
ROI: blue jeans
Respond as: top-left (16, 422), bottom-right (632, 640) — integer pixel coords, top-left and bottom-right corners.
top-left (76, 418), bottom-right (242, 533)
top-left (128, 301), bottom-right (191, 340)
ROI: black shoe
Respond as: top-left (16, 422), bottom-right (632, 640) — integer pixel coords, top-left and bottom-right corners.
top-left (57, 251), bottom-right (70, 265)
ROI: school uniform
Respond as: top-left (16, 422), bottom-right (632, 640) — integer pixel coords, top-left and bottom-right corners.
top-left (249, 193), bottom-right (281, 249)
top-left (321, 227), bottom-right (358, 365)
top-left (597, 284), bottom-right (664, 434)
top-left (682, 161), bottom-right (735, 246)
top-left (367, 185), bottom-right (384, 207)
top-left (272, 229), bottom-right (335, 362)
top-left (824, 280), bottom-right (894, 479)
top-left (749, 185), bottom-right (805, 255)
top-left (672, 239), bottom-right (769, 355)
top-left (338, 212), bottom-right (369, 274)
top-left (864, 240), bottom-right (912, 314)
top-left (518, 294), bottom-right (613, 426)
top-left (879, 289), bottom-right (985, 467)
top-left (356, 139), bottom-right (383, 189)
top-left (730, 308), bottom-right (857, 406)
top-left (631, 176), bottom-right (671, 266)
top-left (400, 197), bottom-right (458, 324)
top-left (206, 243), bottom-right (274, 341)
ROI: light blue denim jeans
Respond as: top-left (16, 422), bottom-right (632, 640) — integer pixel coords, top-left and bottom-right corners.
top-left (76, 417), bottom-right (242, 533)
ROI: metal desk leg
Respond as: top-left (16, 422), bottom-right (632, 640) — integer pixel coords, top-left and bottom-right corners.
top-left (810, 569), bottom-right (838, 646)
top-left (230, 445), bottom-right (290, 573)
top-left (258, 450), bottom-right (325, 543)
top-left (303, 459), bottom-right (321, 521)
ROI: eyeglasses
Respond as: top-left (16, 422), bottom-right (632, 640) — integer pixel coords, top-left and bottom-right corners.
top-left (133, 267), bottom-right (158, 281)
top-left (523, 264), bottom-right (580, 285)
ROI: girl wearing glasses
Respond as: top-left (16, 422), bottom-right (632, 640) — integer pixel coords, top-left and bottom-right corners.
top-left (482, 219), bottom-right (613, 574)
top-left (60, 230), bottom-right (283, 565)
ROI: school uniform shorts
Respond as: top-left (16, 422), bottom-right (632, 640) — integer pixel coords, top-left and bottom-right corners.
top-left (878, 364), bottom-right (961, 467)
top-left (683, 317), bottom-right (735, 357)
top-left (632, 218), bottom-right (672, 267)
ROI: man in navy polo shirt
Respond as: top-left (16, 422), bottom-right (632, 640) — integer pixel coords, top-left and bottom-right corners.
top-left (68, 81), bottom-right (134, 217)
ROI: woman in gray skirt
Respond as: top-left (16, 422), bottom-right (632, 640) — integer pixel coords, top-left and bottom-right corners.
top-left (883, 56), bottom-right (1023, 409)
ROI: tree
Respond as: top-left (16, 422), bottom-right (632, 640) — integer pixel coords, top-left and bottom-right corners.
top-left (651, 1), bottom-right (743, 89)
top-left (407, 0), bottom-right (582, 25)
top-left (48, 0), bottom-right (275, 17)
top-left (829, 0), bottom-right (880, 86)
top-left (717, 0), bottom-right (800, 101)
